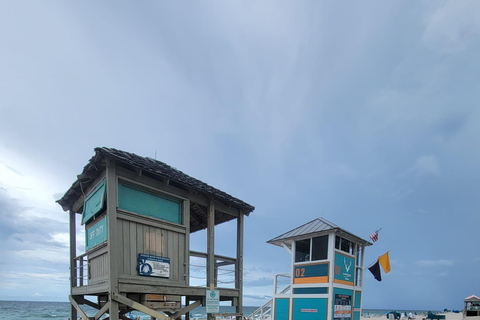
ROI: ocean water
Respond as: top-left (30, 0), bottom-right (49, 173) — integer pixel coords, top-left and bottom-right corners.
top-left (0, 301), bottom-right (439, 320)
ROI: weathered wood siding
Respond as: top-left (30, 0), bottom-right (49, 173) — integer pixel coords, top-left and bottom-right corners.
top-left (89, 246), bottom-right (109, 285)
top-left (117, 214), bottom-right (187, 285)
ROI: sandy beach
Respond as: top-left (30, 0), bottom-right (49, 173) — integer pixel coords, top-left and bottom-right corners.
top-left (361, 312), bottom-right (463, 320)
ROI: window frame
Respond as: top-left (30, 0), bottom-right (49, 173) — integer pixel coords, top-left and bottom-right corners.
top-left (294, 235), bottom-right (329, 263)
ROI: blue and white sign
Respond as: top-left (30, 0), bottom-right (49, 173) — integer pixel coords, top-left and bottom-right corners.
top-left (206, 290), bottom-right (220, 313)
top-left (137, 254), bottom-right (170, 278)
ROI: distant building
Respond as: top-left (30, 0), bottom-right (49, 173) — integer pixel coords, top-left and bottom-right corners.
top-left (464, 295), bottom-right (480, 319)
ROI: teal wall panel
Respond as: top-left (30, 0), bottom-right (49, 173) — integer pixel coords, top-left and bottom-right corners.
top-left (354, 292), bottom-right (361, 309)
top-left (354, 311), bottom-right (360, 320)
top-left (293, 298), bottom-right (327, 320)
top-left (275, 298), bottom-right (290, 320)
top-left (294, 287), bottom-right (328, 294)
top-left (295, 263), bottom-right (329, 278)
top-left (118, 183), bottom-right (181, 224)
top-left (333, 288), bottom-right (353, 320)
top-left (334, 252), bottom-right (354, 284)
top-left (82, 179), bottom-right (106, 224)
top-left (85, 215), bottom-right (107, 251)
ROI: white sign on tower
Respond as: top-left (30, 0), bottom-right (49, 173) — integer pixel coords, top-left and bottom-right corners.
top-left (206, 290), bottom-right (220, 313)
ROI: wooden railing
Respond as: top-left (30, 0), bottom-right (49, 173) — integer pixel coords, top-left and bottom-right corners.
top-left (72, 251), bottom-right (89, 287)
top-left (246, 273), bottom-right (291, 320)
top-left (72, 243), bottom-right (108, 287)
top-left (189, 251), bottom-right (237, 289)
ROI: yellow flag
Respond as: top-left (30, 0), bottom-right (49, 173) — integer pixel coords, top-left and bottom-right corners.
top-left (379, 252), bottom-right (391, 274)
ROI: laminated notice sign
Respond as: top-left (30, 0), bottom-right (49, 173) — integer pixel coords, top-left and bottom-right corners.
top-left (206, 290), bottom-right (220, 313)
top-left (138, 254), bottom-right (170, 278)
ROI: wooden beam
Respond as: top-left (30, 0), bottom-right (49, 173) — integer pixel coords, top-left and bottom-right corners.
top-left (94, 301), bottom-right (110, 320)
top-left (118, 283), bottom-right (239, 297)
top-left (77, 296), bottom-right (100, 309)
top-left (170, 300), bottom-right (202, 320)
top-left (111, 292), bottom-right (170, 320)
top-left (214, 200), bottom-right (240, 217)
top-left (184, 199), bottom-right (191, 286)
top-left (69, 295), bottom-right (92, 320)
top-left (215, 261), bottom-right (235, 267)
top-left (207, 199), bottom-right (215, 289)
top-left (69, 210), bottom-right (78, 320)
top-left (236, 212), bottom-right (244, 320)
top-left (106, 162), bottom-right (119, 319)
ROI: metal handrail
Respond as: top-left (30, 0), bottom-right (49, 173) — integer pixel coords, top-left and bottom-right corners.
top-left (246, 274), bottom-right (291, 320)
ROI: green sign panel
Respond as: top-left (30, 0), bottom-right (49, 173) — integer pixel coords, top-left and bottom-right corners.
top-left (82, 179), bottom-right (106, 225)
top-left (86, 216), bottom-right (107, 251)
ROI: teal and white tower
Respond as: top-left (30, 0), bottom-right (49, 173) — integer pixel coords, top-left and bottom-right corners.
top-left (265, 218), bottom-right (372, 320)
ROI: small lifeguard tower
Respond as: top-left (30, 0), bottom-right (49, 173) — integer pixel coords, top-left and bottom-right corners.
top-left (250, 218), bottom-right (371, 320)
top-left (464, 295), bottom-right (480, 319)
top-left (57, 147), bottom-right (254, 320)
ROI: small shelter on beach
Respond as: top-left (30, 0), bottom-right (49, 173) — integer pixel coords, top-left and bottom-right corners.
top-left (248, 218), bottom-right (371, 320)
top-left (57, 147), bottom-right (254, 320)
top-left (464, 295), bottom-right (480, 318)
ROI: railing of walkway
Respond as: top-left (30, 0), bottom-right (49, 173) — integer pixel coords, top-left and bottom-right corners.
top-left (246, 274), bottom-right (291, 320)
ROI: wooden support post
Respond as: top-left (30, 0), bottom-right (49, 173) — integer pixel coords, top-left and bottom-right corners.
top-left (185, 297), bottom-right (191, 320)
top-left (170, 300), bottom-right (202, 320)
top-left (207, 199), bottom-right (215, 320)
top-left (207, 198), bottom-right (215, 288)
top-left (184, 199), bottom-right (190, 286)
top-left (106, 162), bottom-right (119, 320)
top-left (69, 295), bottom-right (91, 320)
top-left (94, 301), bottom-right (110, 320)
top-left (69, 209), bottom-right (77, 320)
top-left (79, 256), bottom-right (84, 287)
top-left (236, 212), bottom-right (244, 320)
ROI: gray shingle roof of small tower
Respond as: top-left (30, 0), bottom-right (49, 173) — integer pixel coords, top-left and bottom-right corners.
top-left (267, 217), bottom-right (372, 246)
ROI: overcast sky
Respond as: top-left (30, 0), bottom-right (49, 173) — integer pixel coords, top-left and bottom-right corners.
top-left (1, 0), bottom-right (480, 311)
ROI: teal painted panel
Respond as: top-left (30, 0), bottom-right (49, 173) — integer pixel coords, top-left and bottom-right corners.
top-left (333, 288), bottom-right (353, 320)
top-left (118, 183), bottom-right (182, 224)
top-left (354, 292), bottom-right (361, 309)
top-left (85, 215), bottom-right (107, 250)
top-left (82, 179), bottom-right (106, 225)
top-left (334, 252), bottom-right (355, 284)
top-left (275, 298), bottom-right (289, 320)
top-left (295, 263), bottom-right (328, 278)
top-left (294, 287), bottom-right (328, 294)
top-left (354, 312), bottom-right (360, 320)
top-left (293, 298), bottom-right (327, 320)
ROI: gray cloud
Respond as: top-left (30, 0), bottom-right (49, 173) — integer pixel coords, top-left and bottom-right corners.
top-left (244, 277), bottom-right (273, 287)
top-left (415, 259), bottom-right (454, 267)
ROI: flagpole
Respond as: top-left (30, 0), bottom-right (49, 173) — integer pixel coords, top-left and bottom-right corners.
top-left (368, 227), bottom-right (382, 242)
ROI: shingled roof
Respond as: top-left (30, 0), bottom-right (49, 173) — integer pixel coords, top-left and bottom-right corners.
top-left (267, 217), bottom-right (371, 247)
top-left (57, 147), bottom-right (255, 217)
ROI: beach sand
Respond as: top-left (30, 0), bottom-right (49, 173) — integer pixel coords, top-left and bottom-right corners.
top-left (361, 312), bottom-right (463, 320)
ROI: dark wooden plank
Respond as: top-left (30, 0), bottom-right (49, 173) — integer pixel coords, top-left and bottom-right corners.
top-left (129, 221), bottom-right (137, 276)
top-left (123, 219), bottom-right (131, 275)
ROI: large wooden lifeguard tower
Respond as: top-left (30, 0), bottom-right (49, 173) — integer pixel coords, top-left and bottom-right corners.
top-left (57, 147), bottom-right (254, 320)
top-left (249, 218), bottom-right (371, 320)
